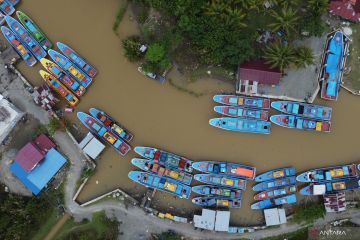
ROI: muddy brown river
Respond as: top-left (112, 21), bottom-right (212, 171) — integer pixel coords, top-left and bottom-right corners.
top-left (13, 0), bottom-right (360, 225)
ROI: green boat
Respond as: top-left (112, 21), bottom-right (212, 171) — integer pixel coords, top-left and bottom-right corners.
top-left (16, 11), bottom-right (52, 51)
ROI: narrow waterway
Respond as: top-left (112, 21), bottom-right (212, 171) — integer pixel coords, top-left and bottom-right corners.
top-left (12, 0), bottom-right (360, 225)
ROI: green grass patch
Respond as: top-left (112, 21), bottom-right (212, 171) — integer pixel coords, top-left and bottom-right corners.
top-left (53, 211), bottom-right (118, 240)
top-left (112, 0), bottom-right (129, 36)
top-left (31, 210), bottom-right (60, 240)
top-left (262, 227), bottom-right (309, 240)
top-left (291, 202), bottom-right (325, 224)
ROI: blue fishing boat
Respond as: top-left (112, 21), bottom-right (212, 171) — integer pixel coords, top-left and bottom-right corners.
top-left (134, 146), bottom-right (193, 173)
top-left (0, 12), bottom-right (5, 25)
top-left (131, 158), bottom-right (192, 185)
top-left (8, 0), bottom-right (20, 6)
top-left (251, 194), bottom-right (297, 209)
top-left (77, 112), bottom-right (131, 156)
top-left (300, 178), bottom-right (360, 195)
top-left (194, 174), bottom-right (247, 190)
top-left (270, 115), bottom-right (331, 133)
top-left (0, 0), bottom-right (14, 15)
top-left (255, 167), bottom-right (296, 182)
top-left (252, 176), bottom-right (296, 191)
top-left (128, 171), bottom-right (191, 199)
top-left (48, 49), bottom-right (92, 88)
top-left (213, 95), bottom-right (270, 109)
top-left (271, 101), bottom-right (332, 121)
top-left (192, 196), bottom-right (242, 208)
top-left (254, 185), bottom-right (297, 200)
top-left (192, 161), bottom-right (256, 180)
top-left (5, 16), bottom-right (46, 60)
top-left (214, 106), bottom-right (268, 120)
top-left (89, 107), bottom-right (133, 142)
top-left (1, 26), bottom-right (36, 66)
top-left (296, 164), bottom-right (359, 183)
top-left (320, 31), bottom-right (344, 101)
top-left (209, 117), bottom-right (271, 134)
top-left (57, 42), bottom-right (97, 78)
top-left (191, 185), bottom-right (242, 198)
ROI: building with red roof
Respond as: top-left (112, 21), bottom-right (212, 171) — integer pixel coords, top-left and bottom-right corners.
top-left (236, 60), bottom-right (282, 95)
top-left (329, 0), bottom-right (360, 22)
top-left (14, 142), bottom-right (44, 173)
top-left (33, 134), bottom-right (56, 154)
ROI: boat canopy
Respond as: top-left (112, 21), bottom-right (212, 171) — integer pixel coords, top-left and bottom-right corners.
top-left (313, 185), bottom-right (326, 195)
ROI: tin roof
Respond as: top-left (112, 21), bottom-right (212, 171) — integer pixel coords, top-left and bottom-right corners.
top-left (33, 134), bottom-right (56, 154)
top-left (15, 142), bottom-right (44, 173)
top-left (329, 0), bottom-right (360, 22)
top-left (239, 60), bottom-right (282, 85)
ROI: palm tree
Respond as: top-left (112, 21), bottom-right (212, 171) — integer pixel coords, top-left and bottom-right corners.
top-left (204, 0), bottom-right (228, 19)
top-left (205, 0), bottom-right (247, 28)
top-left (264, 41), bottom-right (295, 71)
top-left (294, 46), bottom-right (314, 68)
top-left (268, 7), bottom-right (300, 36)
top-left (307, 0), bottom-right (329, 16)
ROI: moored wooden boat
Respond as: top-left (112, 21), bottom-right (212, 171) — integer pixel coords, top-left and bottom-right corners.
top-left (77, 112), bottom-right (131, 156)
top-left (131, 158), bottom-right (192, 185)
top-left (16, 11), bottom-right (52, 51)
top-left (5, 16), bottom-right (46, 61)
top-left (192, 196), bottom-right (242, 208)
top-left (192, 161), bottom-right (256, 180)
top-left (320, 31), bottom-right (344, 101)
top-left (0, 0), bottom-right (14, 15)
top-left (194, 174), bottom-right (247, 190)
top-left (252, 176), bottom-right (296, 191)
top-left (214, 106), bottom-right (268, 120)
top-left (1, 26), bottom-right (36, 66)
top-left (57, 42), bottom-right (97, 78)
top-left (209, 117), bottom-right (271, 134)
top-left (213, 95), bottom-right (270, 109)
top-left (128, 171), bottom-right (191, 199)
top-left (40, 58), bottom-right (85, 97)
top-left (270, 115), bottom-right (331, 133)
top-left (48, 49), bottom-right (92, 88)
top-left (134, 146), bottom-right (193, 173)
top-left (255, 167), bottom-right (296, 182)
top-left (251, 194), bottom-right (297, 209)
top-left (192, 185), bottom-right (242, 198)
top-left (271, 101), bottom-right (332, 121)
top-left (254, 185), bottom-right (297, 200)
top-left (299, 178), bottom-right (360, 195)
top-left (89, 107), bottom-right (133, 142)
top-left (296, 164), bottom-right (359, 183)
top-left (39, 70), bottom-right (78, 106)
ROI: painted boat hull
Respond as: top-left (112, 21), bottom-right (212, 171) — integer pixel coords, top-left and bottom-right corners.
top-left (209, 117), bottom-right (271, 134)
top-left (134, 146), bottom-right (193, 173)
top-left (300, 178), bottom-right (360, 195)
top-left (0, 12), bottom-right (5, 25)
top-left (296, 164), bottom-right (359, 183)
top-left (320, 31), bottom-right (344, 101)
top-left (192, 196), bottom-right (242, 208)
top-left (48, 49), bottom-right (92, 88)
top-left (5, 16), bottom-right (46, 61)
top-left (0, 0), bottom-right (14, 15)
top-left (131, 158), bottom-right (192, 185)
top-left (214, 106), bottom-right (268, 120)
top-left (254, 185), bottom-right (297, 200)
top-left (40, 58), bottom-right (85, 97)
top-left (213, 95), bottom-right (270, 109)
top-left (255, 167), bottom-right (296, 182)
top-left (191, 185), bottom-right (242, 198)
top-left (1, 26), bottom-right (36, 66)
top-left (57, 42), bottom-right (97, 78)
top-left (16, 11), bottom-right (52, 51)
top-left (270, 115), bottom-right (331, 133)
top-left (89, 107), bottom-right (133, 142)
top-left (192, 161), bottom-right (256, 180)
top-left (271, 101), bottom-right (332, 121)
top-left (251, 194), bottom-right (297, 209)
top-left (252, 176), bottom-right (296, 191)
top-left (77, 112), bottom-right (131, 156)
top-left (39, 70), bottom-right (78, 106)
top-left (8, 0), bottom-right (20, 6)
top-left (194, 174), bottom-right (247, 190)
top-left (128, 171), bottom-right (191, 199)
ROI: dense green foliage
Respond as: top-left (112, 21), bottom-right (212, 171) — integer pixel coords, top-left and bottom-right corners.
top-left (262, 227), bottom-right (309, 240)
top-left (292, 202), bottom-right (325, 224)
top-left (122, 35), bottom-right (144, 62)
top-left (37, 117), bottom-right (62, 136)
top-left (143, 43), bottom-right (170, 73)
top-left (294, 46), bottom-right (315, 68)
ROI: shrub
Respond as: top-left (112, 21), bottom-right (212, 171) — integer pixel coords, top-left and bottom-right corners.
top-left (292, 202), bottom-right (325, 224)
top-left (122, 35), bottom-right (143, 62)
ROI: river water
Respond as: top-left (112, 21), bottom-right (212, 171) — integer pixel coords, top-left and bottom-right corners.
top-left (14, 0), bottom-right (360, 225)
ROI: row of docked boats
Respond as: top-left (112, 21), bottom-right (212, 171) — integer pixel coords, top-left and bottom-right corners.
top-left (0, 0), bottom-right (20, 25)
top-left (77, 108), bottom-right (133, 156)
top-left (210, 95), bottom-right (272, 134)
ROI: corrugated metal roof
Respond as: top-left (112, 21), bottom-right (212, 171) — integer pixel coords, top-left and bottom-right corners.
top-left (264, 208), bottom-right (287, 226)
top-left (215, 211), bottom-right (230, 232)
top-left (15, 143), bottom-right (44, 173)
top-left (329, 0), bottom-right (360, 22)
top-left (239, 60), bottom-right (282, 85)
top-left (33, 134), bottom-right (56, 153)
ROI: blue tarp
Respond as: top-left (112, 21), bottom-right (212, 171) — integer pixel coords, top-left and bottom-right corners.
top-left (9, 148), bottom-right (66, 195)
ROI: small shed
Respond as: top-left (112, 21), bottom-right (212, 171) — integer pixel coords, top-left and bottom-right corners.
top-left (33, 134), bottom-right (56, 154)
top-left (79, 132), bottom-right (105, 159)
top-left (15, 142), bottom-right (44, 173)
top-left (264, 208), bottom-right (287, 226)
top-left (215, 211), bottom-right (230, 232)
top-left (193, 209), bottom-right (216, 231)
